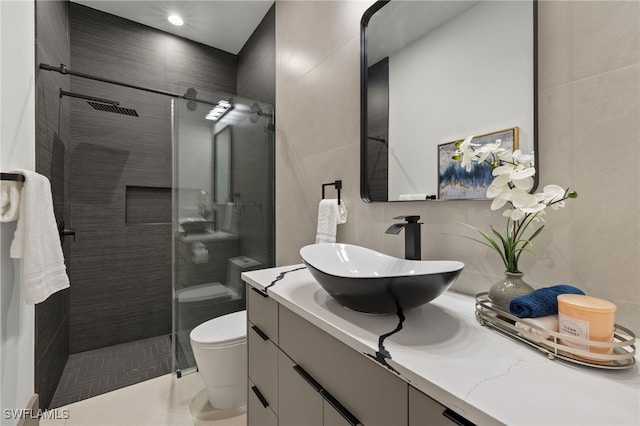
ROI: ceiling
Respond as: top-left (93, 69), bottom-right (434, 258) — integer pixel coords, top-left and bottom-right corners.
top-left (72, 1), bottom-right (274, 54)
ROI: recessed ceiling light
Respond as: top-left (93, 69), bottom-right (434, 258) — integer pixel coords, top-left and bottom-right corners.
top-left (168, 15), bottom-right (184, 26)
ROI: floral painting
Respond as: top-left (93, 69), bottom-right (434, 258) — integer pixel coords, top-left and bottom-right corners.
top-left (438, 127), bottom-right (519, 200)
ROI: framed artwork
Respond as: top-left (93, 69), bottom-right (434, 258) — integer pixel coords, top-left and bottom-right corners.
top-left (437, 127), bottom-right (519, 200)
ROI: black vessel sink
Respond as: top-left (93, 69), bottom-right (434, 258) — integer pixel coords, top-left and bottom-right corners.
top-left (300, 243), bottom-right (464, 314)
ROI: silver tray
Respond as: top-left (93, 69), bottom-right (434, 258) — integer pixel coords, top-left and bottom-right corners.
top-left (475, 292), bottom-right (636, 370)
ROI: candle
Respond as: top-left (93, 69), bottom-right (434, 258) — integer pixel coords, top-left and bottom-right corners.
top-left (557, 294), bottom-right (616, 360)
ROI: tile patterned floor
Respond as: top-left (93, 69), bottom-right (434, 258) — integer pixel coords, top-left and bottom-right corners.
top-left (50, 335), bottom-right (172, 408)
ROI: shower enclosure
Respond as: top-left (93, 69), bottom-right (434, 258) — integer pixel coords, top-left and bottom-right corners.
top-left (172, 84), bottom-right (275, 374)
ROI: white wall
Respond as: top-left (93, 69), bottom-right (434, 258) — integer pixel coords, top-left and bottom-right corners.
top-left (0, 1), bottom-right (36, 423)
top-left (388, 1), bottom-right (533, 199)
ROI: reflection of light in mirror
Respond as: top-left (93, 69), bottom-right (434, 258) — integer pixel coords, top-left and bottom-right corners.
top-left (205, 100), bottom-right (232, 121)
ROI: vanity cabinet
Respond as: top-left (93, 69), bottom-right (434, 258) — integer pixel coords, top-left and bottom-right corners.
top-left (247, 283), bottom-right (473, 426)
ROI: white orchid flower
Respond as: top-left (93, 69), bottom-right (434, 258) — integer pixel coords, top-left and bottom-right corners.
top-left (476, 139), bottom-right (504, 163)
top-left (542, 184), bottom-right (566, 203)
top-left (502, 207), bottom-right (526, 221)
top-left (513, 150), bottom-right (535, 167)
top-left (459, 135), bottom-right (479, 172)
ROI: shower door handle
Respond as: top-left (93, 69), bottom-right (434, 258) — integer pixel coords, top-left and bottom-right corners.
top-left (58, 221), bottom-right (77, 242)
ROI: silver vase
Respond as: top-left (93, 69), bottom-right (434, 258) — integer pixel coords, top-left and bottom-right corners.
top-left (488, 271), bottom-right (534, 312)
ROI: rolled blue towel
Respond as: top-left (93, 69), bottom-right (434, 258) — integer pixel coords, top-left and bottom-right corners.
top-left (509, 285), bottom-right (585, 318)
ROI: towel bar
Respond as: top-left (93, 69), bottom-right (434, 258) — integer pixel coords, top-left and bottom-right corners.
top-left (1, 172), bottom-right (25, 182)
top-left (322, 180), bottom-right (342, 205)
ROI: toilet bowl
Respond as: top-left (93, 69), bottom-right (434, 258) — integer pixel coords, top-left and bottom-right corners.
top-left (190, 310), bottom-right (247, 409)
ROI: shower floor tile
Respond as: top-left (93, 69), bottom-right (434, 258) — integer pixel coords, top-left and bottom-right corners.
top-left (50, 335), bottom-right (172, 408)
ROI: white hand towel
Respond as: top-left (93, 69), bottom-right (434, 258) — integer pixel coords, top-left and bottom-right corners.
top-left (0, 177), bottom-right (22, 222)
top-left (222, 202), bottom-right (238, 234)
top-left (315, 199), bottom-right (347, 244)
top-left (9, 170), bottom-right (70, 304)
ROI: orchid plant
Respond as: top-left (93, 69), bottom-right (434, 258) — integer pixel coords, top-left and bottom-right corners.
top-left (454, 136), bottom-right (577, 273)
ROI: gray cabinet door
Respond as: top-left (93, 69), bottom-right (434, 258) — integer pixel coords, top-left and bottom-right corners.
top-left (278, 350), bottom-right (323, 426)
top-left (247, 283), bottom-right (279, 343)
top-left (248, 319), bottom-right (279, 414)
top-left (248, 379), bottom-right (278, 426)
top-left (279, 305), bottom-right (407, 426)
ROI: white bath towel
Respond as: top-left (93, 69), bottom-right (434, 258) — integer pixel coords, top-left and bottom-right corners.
top-left (0, 176), bottom-right (22, 222)
top-left (315, 199), bottom-right (347, 244)
top-left (9, 170), bottom-right (69, 304)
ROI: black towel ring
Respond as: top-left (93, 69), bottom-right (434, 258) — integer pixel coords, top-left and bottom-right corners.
top-left (321, 180), bottom-right (342, 205)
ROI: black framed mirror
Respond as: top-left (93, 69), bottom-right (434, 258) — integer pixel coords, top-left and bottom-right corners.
top-left (360, 0), bottom-right (538, 202)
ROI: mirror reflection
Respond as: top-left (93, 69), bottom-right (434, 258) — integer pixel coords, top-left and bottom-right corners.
top-left (361, 0), bottom-right (537, 202)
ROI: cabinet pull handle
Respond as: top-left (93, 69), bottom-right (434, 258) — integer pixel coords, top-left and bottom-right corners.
top-left (292, 364), bottom-right (323, 392)
top-left (320, 389), bottom-right (361, 426)
top-left (251, 325), bottom-right (269, 341)
top-left (251, 385), bottom-right (269, 408)
top-left (442, 408), bottom-right (475, 426)
top-left (251, 287), bottom-right (269, 298)
top-left (292, 365), bottom-right (361, 426)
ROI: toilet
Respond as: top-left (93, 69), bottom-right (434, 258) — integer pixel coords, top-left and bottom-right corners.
top-left (177, 256), bottom-right (262, 331)
top-left (191, 310), bottom-right (247, 409)
top-left (189, 256), bottom-right (262, 409)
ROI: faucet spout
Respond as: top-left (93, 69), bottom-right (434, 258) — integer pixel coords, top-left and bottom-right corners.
top-left (385, 223), bottom-right (405, 235)
top-left (386, 215), bottom-right (423, 260)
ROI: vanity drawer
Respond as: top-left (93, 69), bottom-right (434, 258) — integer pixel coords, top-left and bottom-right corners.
top-left (246, 282), bottom-right (279, 344)
top-left (409, 386), bottom-right (475, 426)
top-left (248, 379), bottom-right (278, 426)
top-left (248, 319), bottom-right (279, 414)
top-left (279, 305), bottom-right (408, 426)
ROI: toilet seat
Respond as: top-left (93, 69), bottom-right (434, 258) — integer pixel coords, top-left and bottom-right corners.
top-left (190, 310), bottom-right (246, 346)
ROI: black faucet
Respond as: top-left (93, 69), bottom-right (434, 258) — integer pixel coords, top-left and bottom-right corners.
top-left (385, 215), bottom-right (422, 260)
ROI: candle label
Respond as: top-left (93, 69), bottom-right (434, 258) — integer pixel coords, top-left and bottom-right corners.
top-left (558, 313), bottom-right (589, 350)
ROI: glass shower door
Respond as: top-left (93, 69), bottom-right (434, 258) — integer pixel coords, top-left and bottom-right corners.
top-left (171, 85), bottom-right (274, 374)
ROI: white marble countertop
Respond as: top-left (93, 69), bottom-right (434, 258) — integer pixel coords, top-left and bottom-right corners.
top-left (242, 265), bottom-right (640, 426)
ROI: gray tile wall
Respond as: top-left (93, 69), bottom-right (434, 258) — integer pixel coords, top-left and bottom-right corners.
top-left (68, 4), bottom-right (238, 353)
top-left (235, 5), bottom-right (276, 268)
top-left (34, 0), bottom-right (71, 410)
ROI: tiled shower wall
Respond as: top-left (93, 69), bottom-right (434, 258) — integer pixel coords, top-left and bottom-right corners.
top-left (67, 4), bottom-right (238, 353)
top-left (275, 1), bottom-right (640, 333)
